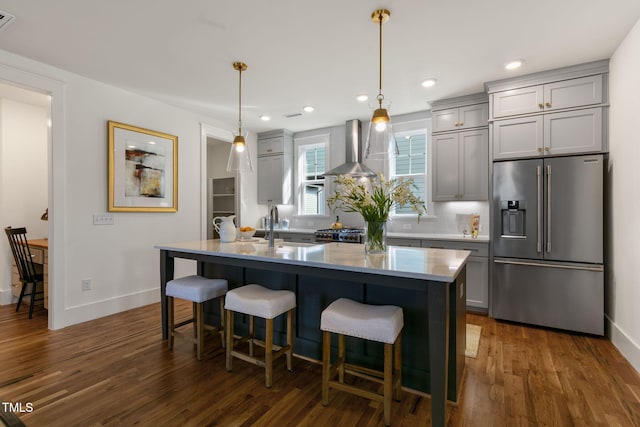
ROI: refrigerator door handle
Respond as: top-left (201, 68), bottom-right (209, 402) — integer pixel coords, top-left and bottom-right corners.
top-left (546, 164), bottom-right (552, 253)
top-left (537, 165), bottom-right (542, 253)
top-left (494, 258), bottom-right (604, 272)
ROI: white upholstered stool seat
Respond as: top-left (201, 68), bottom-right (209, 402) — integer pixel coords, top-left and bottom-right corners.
top-left (321, 298), bottom-right (403, 426)
top-left (225, 284), bottom-right (296, 388)
top-left (166, 275), bottom-right (228, 361)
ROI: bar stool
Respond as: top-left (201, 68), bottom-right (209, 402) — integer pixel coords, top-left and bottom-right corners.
top-left (166, 275), bottom-right (228, 361)
top-left (321, 298), bottom-right (403, 426)
top-left (225, 284), bottom-right (296, 388)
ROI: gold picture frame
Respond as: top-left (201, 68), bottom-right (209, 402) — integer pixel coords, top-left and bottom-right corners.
top-left (108, 121), bottom-right (178, 212)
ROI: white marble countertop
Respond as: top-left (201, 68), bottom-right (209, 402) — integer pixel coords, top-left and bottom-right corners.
top-left (155, 240), bottom-right (470, 282)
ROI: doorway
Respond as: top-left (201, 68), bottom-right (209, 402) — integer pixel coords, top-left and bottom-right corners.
top-left (0, 82), bottom-right (50, 321)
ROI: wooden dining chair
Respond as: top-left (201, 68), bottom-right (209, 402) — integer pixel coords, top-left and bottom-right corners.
top-left (4, 227), bottom-right (45, 319)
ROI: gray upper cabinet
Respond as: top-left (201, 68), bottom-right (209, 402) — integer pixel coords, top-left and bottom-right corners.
top-left (257, 129), bottom-right (293, 205)
top-left (487, 61), bottom-right (609, 160)
top-left (493, 115), bottom-right (544, 159)
top-left (492, 74), bottom-right (603, 119)
top-left (493, 106), bottom-right (603, 160)
top-left (433, 129), bottom-right (489, 201)
top-left (431, 93), bottom-right (489, 202)
top-left (433, 103), bottom-right (488, 133)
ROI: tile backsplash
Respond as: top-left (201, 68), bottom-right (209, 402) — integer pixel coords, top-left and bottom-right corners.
top-left (273, 201), bottom-right (490, 236)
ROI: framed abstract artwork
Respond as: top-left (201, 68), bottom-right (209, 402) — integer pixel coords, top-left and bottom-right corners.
top-left (108, 121), bottom-right (178, 212)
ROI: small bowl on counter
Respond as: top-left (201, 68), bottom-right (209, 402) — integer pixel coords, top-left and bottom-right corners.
top-left (238, 227), bottom-right (256, 240)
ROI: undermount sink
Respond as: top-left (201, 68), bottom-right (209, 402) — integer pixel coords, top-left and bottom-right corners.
top-left (276, 242), bottom-right (320, 248)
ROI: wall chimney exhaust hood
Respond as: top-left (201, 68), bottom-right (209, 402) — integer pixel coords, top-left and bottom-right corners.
top-left (323, 119), bottom-right (377, 178)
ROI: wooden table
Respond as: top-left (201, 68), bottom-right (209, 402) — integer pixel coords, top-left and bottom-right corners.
top-left (155, 240), bottom-right (469, 427)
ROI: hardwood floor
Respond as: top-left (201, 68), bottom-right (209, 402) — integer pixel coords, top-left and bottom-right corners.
top-left (1, 302), bottom-right (639, 426)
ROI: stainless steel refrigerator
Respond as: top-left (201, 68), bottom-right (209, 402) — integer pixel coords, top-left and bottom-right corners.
top-left (492, 154), bottom-right (604, 335)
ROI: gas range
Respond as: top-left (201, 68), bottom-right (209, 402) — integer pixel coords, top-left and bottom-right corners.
top-left (315, 228), bottom-right (364, 244)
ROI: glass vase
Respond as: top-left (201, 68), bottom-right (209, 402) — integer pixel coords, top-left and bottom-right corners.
top-left (365, 220), bottom-right (387, 254)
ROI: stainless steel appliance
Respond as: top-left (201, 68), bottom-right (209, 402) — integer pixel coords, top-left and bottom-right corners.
top-left (492, 154), bottom-right (604, 335)
top-left (315, 228), bottom-right (364, 243)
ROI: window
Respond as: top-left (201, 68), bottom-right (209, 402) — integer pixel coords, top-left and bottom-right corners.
top-left (390, 130), bottom-right (427, 215)
top-left (296, 135), bottom-right (328, 215)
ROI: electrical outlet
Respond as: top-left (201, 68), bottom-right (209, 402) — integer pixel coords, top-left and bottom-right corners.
top-left (81, 279), bottom-right (91, 291)
top-left (93, 213), bottom-right (114, 225)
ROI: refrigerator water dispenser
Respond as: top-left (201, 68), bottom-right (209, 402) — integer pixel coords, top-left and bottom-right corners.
top-left (500, 200), bottom-right (526, 237)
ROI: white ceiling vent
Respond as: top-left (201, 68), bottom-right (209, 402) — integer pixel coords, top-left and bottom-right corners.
top-left (283, 112), bottom-right (303, 119)
top-left (0, 11), bottom-right (15, 32)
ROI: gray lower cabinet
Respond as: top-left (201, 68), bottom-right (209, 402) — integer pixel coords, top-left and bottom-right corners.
top-left (421, 240), bottom-right (489, 311)
top-left (388, 237), bottom-right (489, 310)
top-left (277, 232), bottom-right (315, 243)
top-left (386, 237), bottom-right (421, 247)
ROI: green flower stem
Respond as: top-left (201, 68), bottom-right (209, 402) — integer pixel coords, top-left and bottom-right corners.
top-left (365, 221), bottom-right (386, 253)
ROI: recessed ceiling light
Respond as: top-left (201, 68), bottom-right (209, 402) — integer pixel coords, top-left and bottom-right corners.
top-left (259, 115), bottom-right (271, 121)
top-left (505, 60), bottom-right (523, 70)
top-left (303, 106), bottom-right (315, 113)
top-left (421, 78), bottom-right (437, 88)
top-left (356, 94), bottom-right (368, 102)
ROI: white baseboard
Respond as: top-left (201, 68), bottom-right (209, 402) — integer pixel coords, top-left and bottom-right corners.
top-left (606, 314), bottom-right (640, 374)
top-left (0, 289), bottom-right (16, 306)
top-left (52, 288), bottom-right (160, 330)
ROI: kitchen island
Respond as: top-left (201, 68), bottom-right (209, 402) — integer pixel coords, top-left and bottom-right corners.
top-left (155, 240), bottom-right (469, 427)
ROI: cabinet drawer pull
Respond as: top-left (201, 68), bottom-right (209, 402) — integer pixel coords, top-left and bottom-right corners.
top-left (545, 102), bottom-right (552, 107)
top-left (537, 147), bottom-right (543, 153)
top-left (538, 103), bottom-right (544, 109)
top-left (544, 147), bottom-right (550, 152)
top-left (459, 122), bottom-right (464, 126)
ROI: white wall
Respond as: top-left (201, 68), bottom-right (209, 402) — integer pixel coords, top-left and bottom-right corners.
top-left (608, 16), bottom-right (640, 372)
top-left (0, 96), bottom-right (48, 304)
top-left (0, 49), bottom-right (242, 329)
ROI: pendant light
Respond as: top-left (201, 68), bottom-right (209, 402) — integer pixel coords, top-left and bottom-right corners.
top-left (364, 9), bottom-right (399, 159)
top-left (226, 61), bottom-right (254, 173)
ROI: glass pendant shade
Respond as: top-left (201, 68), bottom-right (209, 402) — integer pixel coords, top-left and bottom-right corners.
top-left (365, 110), bottom-right (399, 159)
top-left (226, 132), bottom-right (253, 172)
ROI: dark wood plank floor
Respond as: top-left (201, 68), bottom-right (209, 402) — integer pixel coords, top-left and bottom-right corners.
top-left (1, 302), bottom-right (639, 426)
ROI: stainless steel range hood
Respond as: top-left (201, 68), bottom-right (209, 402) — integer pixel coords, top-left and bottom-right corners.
top-left (323, 119), bottom-right (377, 178)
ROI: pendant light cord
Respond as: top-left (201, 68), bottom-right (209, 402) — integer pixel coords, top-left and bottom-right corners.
top-left (237, 66), bottom-right (243, 134)
top-left (377, 10), bottom-right (384, 109)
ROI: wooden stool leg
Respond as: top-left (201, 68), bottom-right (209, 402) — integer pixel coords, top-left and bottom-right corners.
top-left (192, 302), bottom-right (198, 338)
top-left (394, 334), bottom-right (402, 401)
top-left (226, 310), bottom-right (234, 372)
top-left (196, 302), bottom-right (204, 361)
top-left (286, 309), bottom-right (294, 371)
top-left (167, 296), bottom-right (175, 350)
top-left (219, 297), bottom-right (226, 348)
top-left (383, 343), bottom-right (392, 426)
top-left (322, 330), bottom-right (331, 406)
top-left (338, 334), bottom-right (345, 383)
top-left (249, 315), bottom-right (255, 357)
top-left (265, 318), bottom-right (274, 388)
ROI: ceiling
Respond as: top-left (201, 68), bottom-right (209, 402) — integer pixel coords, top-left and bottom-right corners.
top-left (0, 0), bottom-right (639, 134)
